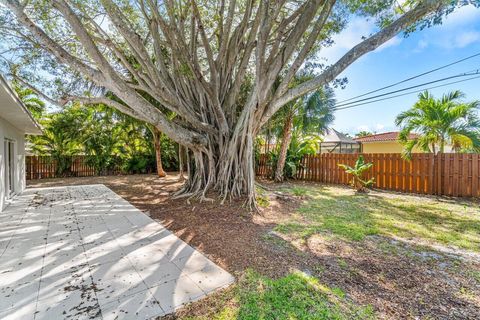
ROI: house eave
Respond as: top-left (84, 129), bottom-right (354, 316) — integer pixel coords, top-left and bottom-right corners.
top-left (0, 75), bottom-right (43, 135)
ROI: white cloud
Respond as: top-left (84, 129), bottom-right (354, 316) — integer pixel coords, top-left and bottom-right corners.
top-left (323, 5), bottom-right (480, 58)
top-left (454, 31), bottom-right (480, 48)
top-left (423, 29), bottom-right (480, 50)
top-left (415, 39), bottom-right (429, 51)
top-left (357, 125), bottom-right (371, 132)
top-left (377, 36), bottom-right (402, 52)
top-left (354, 124), bottom-right (388, 133)
top-left (321, 17), bottom-right (404, 62)
top-left (414, 5), bottom-right (480, 51)
top-left (440, 5), bottom-right (480, 28)
top-left (334, 19), bottom-right (374, 49)
top-left (321, 18), bottom-right (376, 62)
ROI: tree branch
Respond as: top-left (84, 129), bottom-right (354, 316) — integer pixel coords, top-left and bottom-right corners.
top-left (262, 0), bottom-right (447, 127)
top-left (66, 96), bottom-right (149, 121)
top-left (12, 75), bottom-right (62, 107)
top-left (4, 0), bottom-right (104, 83)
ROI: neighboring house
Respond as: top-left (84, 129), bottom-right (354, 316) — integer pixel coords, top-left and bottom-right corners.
top-left (0, 75), bottom-right (42, 211)
top-left (354, 131), bottom-right (422, 153)
top-left (320, 128), bottom-right (361, 154)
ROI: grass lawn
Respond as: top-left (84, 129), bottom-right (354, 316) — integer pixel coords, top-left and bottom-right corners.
top-left (276, 185), bottom-right (480, 252)
top-left (185, 270), bottom-right (374, 320)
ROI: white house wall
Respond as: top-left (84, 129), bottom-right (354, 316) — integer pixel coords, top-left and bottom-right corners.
top-left (0, 115), bottom-right (26, 211)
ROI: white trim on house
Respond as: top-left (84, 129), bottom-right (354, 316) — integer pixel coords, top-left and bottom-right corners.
top-left (0, 74), bottom-right (42, 211)
top-left (0, 76), bottom-right (42, 135)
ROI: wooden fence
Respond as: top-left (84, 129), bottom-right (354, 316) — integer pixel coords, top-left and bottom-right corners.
top-left (26, 156), bottom-right (123, 180)
top-left (256, 153), bottom-right (480, 197)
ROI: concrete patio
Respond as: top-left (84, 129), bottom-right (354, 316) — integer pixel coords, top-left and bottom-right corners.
top-left (0, 185), bottom-right (234, 319)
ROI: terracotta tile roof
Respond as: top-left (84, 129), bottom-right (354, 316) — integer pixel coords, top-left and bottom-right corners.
top-left (354, 131), bottom-right (419, 143)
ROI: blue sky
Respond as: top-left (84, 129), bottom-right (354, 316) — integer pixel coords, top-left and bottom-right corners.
top-left (324, 4), bottom-right (480, 135)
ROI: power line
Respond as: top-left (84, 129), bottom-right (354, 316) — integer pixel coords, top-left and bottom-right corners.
top-left (334, 69), bottom-right (480, 108)
top-left (333, 74), bottom-right (480, 111)
top-left (335, 75), bottom-right (480, 111)
top-left (336, 52), bottom-right (480, 104)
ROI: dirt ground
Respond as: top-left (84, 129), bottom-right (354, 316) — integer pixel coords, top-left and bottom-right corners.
top-left (28, 174), bottom-right (480, 319)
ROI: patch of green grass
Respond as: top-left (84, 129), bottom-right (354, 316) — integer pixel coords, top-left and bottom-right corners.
top-left (186, 270), bottom-right (374, 320)
top-left (331, 287), bottom-right (346, 299)
top-left (238, 270), bottom-right (373, 319)
top-left (458, 287), bottom-right (476, 301)
top-left (209, 306), bottom-right (238, 320)
top-left (185, 306), bottom-right (239, 320)
top-left (337, 258), bottom-right (348, 270)
top-left (289, 186), bottom-right (310, 197)
top-left (276, 185), bottom-right (480, 252)
top-left (376, 241), bottom-right (400, 255)
top-left (313, 265), bottom-right (326, 275)
top-left (262, 233), bottom-right (290, 249)
top-left (274, 223), bottom-right (318, 239)
top-left (255, 187), bottom-right (270, 208)
top-left (467, 269), bottom-right (480, 284)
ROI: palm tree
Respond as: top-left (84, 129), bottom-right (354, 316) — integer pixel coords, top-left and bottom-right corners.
top-left (274, 87), bottom-right (335, 182)
top-left (395, 90), bottom-right (480, 158)
top-left (29, 109), bottom-right (82, 176)
top-left (355, 131), bottom-right (373, 138)
top-left (14, 85), bottom-right (45, 119)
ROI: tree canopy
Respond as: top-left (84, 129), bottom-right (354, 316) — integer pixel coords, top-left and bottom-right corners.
top-left (0, 0), bottom-right (473, 206)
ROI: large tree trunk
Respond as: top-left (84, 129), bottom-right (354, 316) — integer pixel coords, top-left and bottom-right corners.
top-left (175, 107), bottom-right (257, 208)
top-left (152, 127), bottom-right (167, 177)
top-left (178, 145), bottom-right (185, 181)
top-left (177, 139), bottom-right (256, 207)
top-left (274, 112), bottom-right (294, 182)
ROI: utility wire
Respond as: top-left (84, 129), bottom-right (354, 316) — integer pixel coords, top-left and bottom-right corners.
top-left (334, 69), bottom-right (480, 108)
top-left (334, 74), bottom-right (480, 111)
top-left (336, 52), bottom-right (480, 104)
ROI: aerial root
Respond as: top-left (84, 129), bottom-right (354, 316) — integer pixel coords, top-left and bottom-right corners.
top-left (199, 195), bottom-right (214, 203)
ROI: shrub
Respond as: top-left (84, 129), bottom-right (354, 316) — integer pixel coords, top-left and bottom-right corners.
top-left (338, 155), bottom-right (375, 192)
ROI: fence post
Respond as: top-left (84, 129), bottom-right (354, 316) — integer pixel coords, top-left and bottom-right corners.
top-left (429, 153), bottom-right (435, 195)
top-left (473, 154), bottom-right (479, 197)
top-left (437, 153), bottom-right (444, 196)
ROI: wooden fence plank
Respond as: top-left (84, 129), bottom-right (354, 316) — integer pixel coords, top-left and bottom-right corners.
top-left (444, 154), bottom-right (451, 196)
top-left (453, 154), bottom-right (459, 197)
top-left (473, 154), bottom-right (479, 197)
top-left (428, 154), bottom-right (434, 194)
top-left (436, 153), bottom-right (442, 195)
top-left (463, 154), bottom-right (470, 197)
top-left (420, 154), bottom-right (425, 193)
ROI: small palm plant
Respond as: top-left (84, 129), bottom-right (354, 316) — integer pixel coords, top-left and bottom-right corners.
top-left (338, 156), bottom-right (375, 192)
